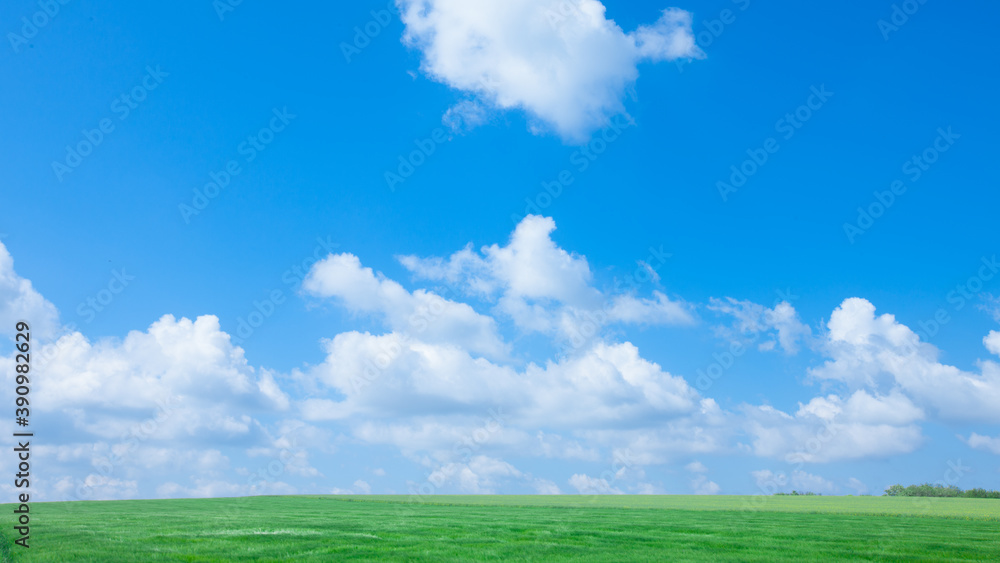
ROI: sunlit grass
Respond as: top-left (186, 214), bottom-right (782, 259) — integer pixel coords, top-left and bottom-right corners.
top-left (2, 495), bottom-right (998, 562)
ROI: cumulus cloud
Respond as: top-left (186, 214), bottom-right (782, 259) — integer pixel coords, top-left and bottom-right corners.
top-left (397, 0), bottom-right (703, 141)
top-left (400, 215), bottom-right (692, 343)
top-left (16, 315), bottom-right (289, 424)
top-left (297, 332), bottom-right (700, 434)
top-left (405, 215), bottom-right (599, 305)
top-left (691, 475), bottom-right (720, 495)
top-left (303, 253), bottom-right (508, 359)
top-left (685, 460), bottom-right (708, 473)
top-left (985, 331), bottom-right (1000, 356)
top-left (0, 241), bottom-right (60, 340)
top-left (685, 461), bottom-right (718, 494)
top-left (0, 305), bottom-right (307, 500)
top-left (743, 390), bottom-right (925, 463)
top-left (811, 298), bottom-right (1000, 423)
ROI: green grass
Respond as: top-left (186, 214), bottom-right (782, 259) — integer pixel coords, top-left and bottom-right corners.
top-left (335, 494), bottom-right (1000, 520)
top-left (3, 495), bottom-right (999, 562)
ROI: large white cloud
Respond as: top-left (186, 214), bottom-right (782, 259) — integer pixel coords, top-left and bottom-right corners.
top-left (296, 331), bottom-right (700, 432)
top-left (0, 305), bottom-right (309, 500)
top-left (396, 0), bottom-right (703, 141)
top-left (810, 298), bottom-right (1000, 423)
top-left (26, 315), bottom-right (288, 418)
top-left (0, 241), bottom-right (60, 340)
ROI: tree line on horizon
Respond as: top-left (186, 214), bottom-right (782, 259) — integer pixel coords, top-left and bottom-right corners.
top-left (883, 484), bottom-right (1000, 499)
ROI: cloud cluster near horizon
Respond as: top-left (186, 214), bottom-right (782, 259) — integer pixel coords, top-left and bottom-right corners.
top-left (2, 217), bottom-right (999, 500)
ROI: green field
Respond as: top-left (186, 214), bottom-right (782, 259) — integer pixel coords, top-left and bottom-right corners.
top-left (2, 495), bottom-right (999, 562)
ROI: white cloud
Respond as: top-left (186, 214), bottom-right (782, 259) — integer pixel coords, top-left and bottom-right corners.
top-left (985, 331), bottom-right (1000, 356)
top-left (295, 219), bottom-right (705, 465)
top-left (423, 456), bottom-right (523, 494)
top-left (397, 0), bottom-right (702, 141)
top-left (708, 297), bottom-right (811, 354)
top-left (744, 390), bottom-right (924, 463)
top-left (635, 482), bottom-right (661, 494)
top-left (298, 331), bottom-right (700, 436)
top-left (0, 241), bottom-right (60, 341)
top-left (442, 100), bottom-right (490, 133)
top-left (605, 292), bottom-right (693, 326)
top-left (0, 307), bottom-right (310, 500)
top-left (569, 473), bottom-right (624, 494)
top-left (811, 298), bottom-right (1000, 423)
top-left (535, 431), bottom-right (601, 461)
top-left (751, 469), bottom-right (785, 491)
top-left (331, 479), bottom-right (372, 495)
top-left (790, 470), bottom-right (835, 493)
top-left (534, 479), bottom-right (562, 494)
top-left (10, 217), bottom-right (1000, 502)
top-left (303, 253), bottom-right (507, 359)
top-left (400, 215), bottom-right (692, 342)
top-left (846, 477), bottom-right (869, 495)
top-left (568, 398), bottom-right (730, 466)
top-left (12, 315), bottom-right (288, 424)
top-left (979, 294), bottom-right (1000, 323)
top-left (61, 475), bottom-right (139, 500)
top-left (297, 332), bottom-right (522, 422)
top-left (963, 433), bottom-right (1000, 455)
top-left (685, 460), bottom-right (708, 474)
top-left (157, 478), bottom-right (296, 499)
top-left (691, 475), bottom-right (720, 495)
top-left (480, 215), bottom-right (597, 305)
top-left (633, 8), bottom-right (700, 61)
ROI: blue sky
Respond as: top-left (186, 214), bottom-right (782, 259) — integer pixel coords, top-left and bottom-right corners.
top-left (2, 0), bottom-right (999, 500)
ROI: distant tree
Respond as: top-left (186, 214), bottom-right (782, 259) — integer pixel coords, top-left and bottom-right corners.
top-left (884, 485), bottom-right (905, 497)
